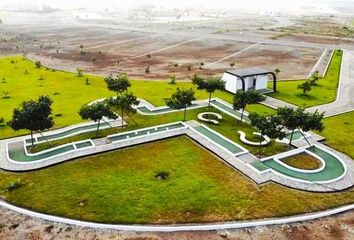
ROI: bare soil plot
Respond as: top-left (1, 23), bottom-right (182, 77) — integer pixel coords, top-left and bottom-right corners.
top-left (207, 43), bottom-right (324, 80)
top-left (278, 33), bottom-right (354, 46)
top-left (116, 38), bottom-right (252, 79)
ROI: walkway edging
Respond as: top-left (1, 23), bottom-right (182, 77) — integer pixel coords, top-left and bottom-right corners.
top-left (1, 200), bottom-right (354, 232)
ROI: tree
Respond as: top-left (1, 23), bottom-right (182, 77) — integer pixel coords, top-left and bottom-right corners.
top-left (192, 75), bottom-right (225, 108)
top-left (298, 81), bottom-right (312, 95)
top-left (277, 107), bottom-right (324, 147)
top-left (107, 92), bottom-right (140, 127)
top-left (8, 96), bottom-right (54, 146)
top-left (309, 71), bottom-right (320, 86)
top-left (249, 113), bottom-right (286, 156)
top-left (233, 90), bottom-right (266, 122)
top-left (77, 68), bottom-right (83, 77)
top-left (0, 117), bottom-right (4, 126)
top-left (78, 102), bottom-right (117, 137)
top-left (104, 73), bottom-right (131, 94)
top-left (274, 68), bottom-right (280, 75)
top-left (169, 74), bottom-right (177, 85)
top-left (35, 60), bottom-right (42, 68)
top-left (165, 88), bottom-right (196, 121)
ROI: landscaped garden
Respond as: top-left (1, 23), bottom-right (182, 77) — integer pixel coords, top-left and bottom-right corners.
top-left (1, 136), bottom-right (354, 224)
top-left (0, 56), bottom-right (273, 139)
top-left (1, 53), bottom-right (354, 226)
top-left (268, 49), bottom-right (342, 107)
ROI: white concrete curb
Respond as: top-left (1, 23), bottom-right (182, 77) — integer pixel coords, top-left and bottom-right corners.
top-left (1, 200), bottom-right (354, 232)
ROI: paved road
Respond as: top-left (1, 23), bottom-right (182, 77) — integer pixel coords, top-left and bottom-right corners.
top-left (307, 50), bottom-right (354, 117)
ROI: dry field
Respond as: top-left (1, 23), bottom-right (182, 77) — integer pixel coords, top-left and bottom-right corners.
top-left (0, 22), bottom-right (324, 80)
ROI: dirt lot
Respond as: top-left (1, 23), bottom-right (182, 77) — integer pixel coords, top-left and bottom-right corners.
top-left (0, 21), bottom-right (324, 80)
top-left (207, 43), bottom-right (323, 79)
top-left (1, 205), bottom-right (354, 240)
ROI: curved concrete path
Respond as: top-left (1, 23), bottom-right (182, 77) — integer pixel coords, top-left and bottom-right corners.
top-left (307, 49), bottom-right (354, 117)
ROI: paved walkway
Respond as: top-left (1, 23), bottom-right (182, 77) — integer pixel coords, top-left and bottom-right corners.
top-left (307, 50), bottom-right (354, 117)
top-left (261, 96), bottom-right (297, 109)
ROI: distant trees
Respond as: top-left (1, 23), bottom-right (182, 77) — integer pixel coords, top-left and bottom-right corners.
top-left (192, 75), bottom-right (225, 108)
top-left (277, 107), bottom-right (324, 147)
top-left (249, 113), bottom-right (286, 156)
top-left (165, 88), bottom-right (196, 121)
top-left (8, 96), bottom-right (54, 146)
top-left (233, 90), bottom-right (266, 121)
top-left (79, 102), bottom-right (117, 137)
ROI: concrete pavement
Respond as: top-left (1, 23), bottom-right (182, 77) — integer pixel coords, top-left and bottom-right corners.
top-left (307, 49), bottom-right (354, 117)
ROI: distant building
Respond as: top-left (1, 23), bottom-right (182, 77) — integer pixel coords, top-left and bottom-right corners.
top-left (222, 67), bottom-right (277, 93)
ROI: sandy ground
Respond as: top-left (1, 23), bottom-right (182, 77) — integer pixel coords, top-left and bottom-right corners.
top-left (1, 205), bottom-right (354, 240)
top-left (0, 21), bottom-right (323, 80)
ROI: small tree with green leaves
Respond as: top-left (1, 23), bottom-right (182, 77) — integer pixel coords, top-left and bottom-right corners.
top-left (249, 113), bottom-right (286, 156)
top-left (35, 60), bottom-right (42, 68)
top-left (233, 90), bottom-right (266, 121)
top-left (0, 117), bottom-right (4, 126)
top-left (77, 68), bottom-right (83, 77)
top-left (192, 75), bottom-right (225, 108)
top-left (298, 81), bottom-right (312, 95)
top-left (274, 68), bottom-right (280, 75)
top-left (165, 88), bottom-right (195, 121)
top-left (277, 107), bottom-right (324, 147)
top-left (8, 96), bottom-right (54, 146)
top-left (309, 71), bottom-right (320, 86)
top-left (107, 92), bottom-right (140, 127)
top-left (105, 73), bottom-right (131, 95)
top-left (169, 74), bottom-right (177, 85)
top-left (78, 102), bottom-right (117, 137)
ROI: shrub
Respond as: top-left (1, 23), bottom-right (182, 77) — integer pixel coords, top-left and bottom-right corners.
top-left (187, 65), bottom-right (192, 71)
top-left (6, 179), bottom-right (23, 191)
top-left (1, 78), bottom-right (6, 83)
top-left (39, 75), bottom-right (45, 80)
top-left (10, 60), bottom-right (15, 64)
top-left (35, 60), bottom-right (42, 68)
top-left (2, 91), bottom-right (10, 99)
top-left (169, 74), bottom-right (177, 85)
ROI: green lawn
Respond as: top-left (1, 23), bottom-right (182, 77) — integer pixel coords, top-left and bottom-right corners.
top-left (0, 56), bottom-right (273, 139)
top-left (281, 152), bottom-right (321, 170)
top-left (2, 136), bottom-right (354, 224)
top-left (28, 106), bottom-right (286, 157)
top-left (320, 111), bottom-right (354, 159)
top-left (268, 49), bottom-right (342, 108)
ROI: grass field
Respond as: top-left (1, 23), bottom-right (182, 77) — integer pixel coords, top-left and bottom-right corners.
top-left (268, 49), bottom-right (342, 108)
top-left (28, 106), bottom-right (285, 157)
top-left (281, 152), bottom-right (321, 170)
top-left (2, 136), bottom-right (354, 224)
top-left (0, 56), bottom-right (273, 139)
top-left (320, 111), bottom-right (354, 159)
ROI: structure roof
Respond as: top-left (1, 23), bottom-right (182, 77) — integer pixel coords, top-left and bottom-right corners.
top-left (225, 67), bottom-right (273, 77)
